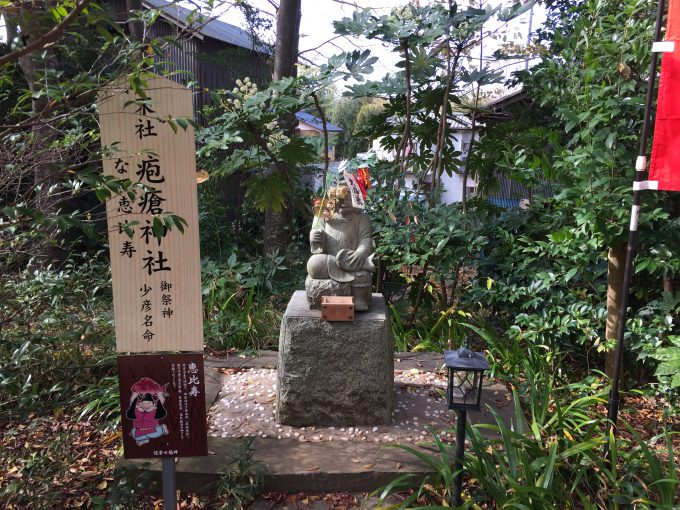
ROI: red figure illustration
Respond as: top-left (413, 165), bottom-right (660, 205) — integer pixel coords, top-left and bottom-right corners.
top-left (126, 377), bottom-right (170, 446)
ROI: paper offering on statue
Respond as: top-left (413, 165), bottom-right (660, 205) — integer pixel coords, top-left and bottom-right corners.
top-left (343, 171), bottom-right (366, 209)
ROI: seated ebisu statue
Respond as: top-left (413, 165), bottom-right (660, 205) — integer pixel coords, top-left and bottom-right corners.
top-left (306, 184), bottom-right (375, 311)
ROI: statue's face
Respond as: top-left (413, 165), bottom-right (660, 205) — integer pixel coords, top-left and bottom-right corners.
top-left (328, 186), bottom-right (355, 215)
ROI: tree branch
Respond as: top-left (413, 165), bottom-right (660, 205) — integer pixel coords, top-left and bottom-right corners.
top-left (298, 54), bottom-right (316, 66)
top-left (331, 0), bottom-right (361, 9)
top-left (299, 35), bottom-right (345, 55)
top-left (396, 40), bottom-right (412, 174)
top-left (0, 89), bottom-right (96, 139)
top-left (311, 91), bottom-right (329, 184)
top-left (462, 2), bottom-right (485, 213)
top-left (0, 0), bottom-right (93, 68)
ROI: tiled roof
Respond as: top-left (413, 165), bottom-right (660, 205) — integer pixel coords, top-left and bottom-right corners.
top-left (296, 111), bottom-right (343, 132)
top-left (144, 0), bottom-right (264, 52)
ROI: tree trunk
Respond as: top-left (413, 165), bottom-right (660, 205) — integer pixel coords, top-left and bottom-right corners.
top-left (462, 5), bottom-right (484, 213)
top-left (605, 240), bottom-right (627, 379)
top-left (5, 15), bottom-right (18, 43)
top-left (663, 272), bottom-right (675, 294)
top-left (125, 0), bottom-right (144, 41)
top-left (14, 8), bottom-right (65, 267)
top-left (263, 0), bottom-right (301, 254)
top-left (273, 0), bottom-right (301, 82)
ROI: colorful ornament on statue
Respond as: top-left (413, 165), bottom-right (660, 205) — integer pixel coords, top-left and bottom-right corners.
top-left (357, 167), bottom-right (370, 189)
top-left (313, 197), bottom-right (335, 219)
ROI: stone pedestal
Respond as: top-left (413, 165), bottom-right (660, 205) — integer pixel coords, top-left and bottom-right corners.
top-left (276, 291), bottom-right (393, 427)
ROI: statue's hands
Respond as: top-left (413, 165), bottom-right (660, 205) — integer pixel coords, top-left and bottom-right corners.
top-left (310, 229), bottom-right (324, 244)
top-left (310, 229), bottom-right (324, 254)
top-left (341, 248), bottom-right (367, 271)
top-left (346, 251), bottom-right (364, 270)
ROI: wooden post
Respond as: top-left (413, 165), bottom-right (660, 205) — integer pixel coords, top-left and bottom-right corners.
top-left (604, 0), bottom-right (667, 459)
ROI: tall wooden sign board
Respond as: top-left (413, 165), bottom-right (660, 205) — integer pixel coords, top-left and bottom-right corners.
top-left (99, 76), bottom-right (207, 463)
top-left (99, 76), bottom-right (203, 353)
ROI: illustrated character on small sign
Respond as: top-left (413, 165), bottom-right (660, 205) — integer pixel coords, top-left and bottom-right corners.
top-left (126, 377), bottom-right (170, 446)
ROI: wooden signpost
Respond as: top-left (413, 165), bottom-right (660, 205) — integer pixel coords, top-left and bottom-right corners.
top-left (99, 76), bottom-right (207, 506)
top-left (99, 76), bottom-right (203, 354)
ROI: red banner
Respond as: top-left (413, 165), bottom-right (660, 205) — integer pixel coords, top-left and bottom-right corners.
top-left (649, 0), bottom-right (680, 191)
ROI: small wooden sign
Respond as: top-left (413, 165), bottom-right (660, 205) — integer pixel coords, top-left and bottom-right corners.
top-left (118, 353), bottom-right (208, 459)
top-left (321, 295), bottom-right (355, 321)
top-left (98, 75), bottom-right (203, 353)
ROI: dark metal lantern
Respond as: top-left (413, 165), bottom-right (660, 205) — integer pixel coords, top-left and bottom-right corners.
top-left (444, 347), bottom-right (489, 412)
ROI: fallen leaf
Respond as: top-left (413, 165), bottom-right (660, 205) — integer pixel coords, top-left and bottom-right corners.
top-left (97, 480), bottom-right (107, 490)
top-left (305, 466), bottom-right (320, 472)
top-left (6, 467), bottom-right (22, 478)
top-left (396, 462), bottom-right (402, 470)
top-left (196, 170), bottom-right (209, 183)
top-left (351, 458), bottom-right (362, 463)
top-left (102, 431), bottom-right (122, 444)
top-left (617, 62), bottom-right (632, 80)
top-left (363, 463), bottom-right (375, 469)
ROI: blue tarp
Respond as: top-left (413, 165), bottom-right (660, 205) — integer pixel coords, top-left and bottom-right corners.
top-left (487, 196), bottom-right (520, 209)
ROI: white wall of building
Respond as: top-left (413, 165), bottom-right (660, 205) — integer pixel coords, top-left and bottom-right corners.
top-left (438, 128), bottom-right (477, 204)
top-left (369, 125), bottom-right (477, 205)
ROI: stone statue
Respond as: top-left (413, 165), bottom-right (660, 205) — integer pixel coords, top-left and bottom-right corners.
top-left (306, 185), bottom-right (375, 311)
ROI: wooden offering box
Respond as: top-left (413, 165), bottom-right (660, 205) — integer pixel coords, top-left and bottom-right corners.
top-left (321, 296), bottom-right (354, 321)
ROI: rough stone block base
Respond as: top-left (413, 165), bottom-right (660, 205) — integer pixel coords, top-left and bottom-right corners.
top-left (305, 276), bottom-right (351, 310)
top-left (276, 291), bottom-right (393, 427)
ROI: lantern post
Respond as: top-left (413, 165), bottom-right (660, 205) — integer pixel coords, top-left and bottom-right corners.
top-left (444, 347), bottom-right (489, 507)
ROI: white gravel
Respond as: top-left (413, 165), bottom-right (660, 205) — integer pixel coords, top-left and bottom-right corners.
top-left (207, 367), bottom-right (456, 444)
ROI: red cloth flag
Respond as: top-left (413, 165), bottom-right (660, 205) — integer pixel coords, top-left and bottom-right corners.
top-left (649, 0), bottom-right (680, 191)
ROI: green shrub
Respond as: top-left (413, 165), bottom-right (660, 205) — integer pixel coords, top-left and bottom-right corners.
top-left (208, 437), bottom-right (268, 509)
top-left (0, 255), bottom-right (116, 420)
top-left (376, 382), bottom-right (678, 509)
top-left (201, 254), bottom-right (287, 351)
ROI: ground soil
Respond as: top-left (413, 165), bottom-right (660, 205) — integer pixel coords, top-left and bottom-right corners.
top-left (0, 371), bottom-right (677, 509)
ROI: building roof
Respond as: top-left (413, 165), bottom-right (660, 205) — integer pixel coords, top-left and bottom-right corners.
top-left (476, 89), bottom-right (528, 122)
top-left (449, 113), bottom-right (472, 130)
top-left (144, 0), bottom-right (264, 52)
top-left (483, 89), bottom-right (526, 110)
top-left (296, 112), bottom-right (343, 132)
